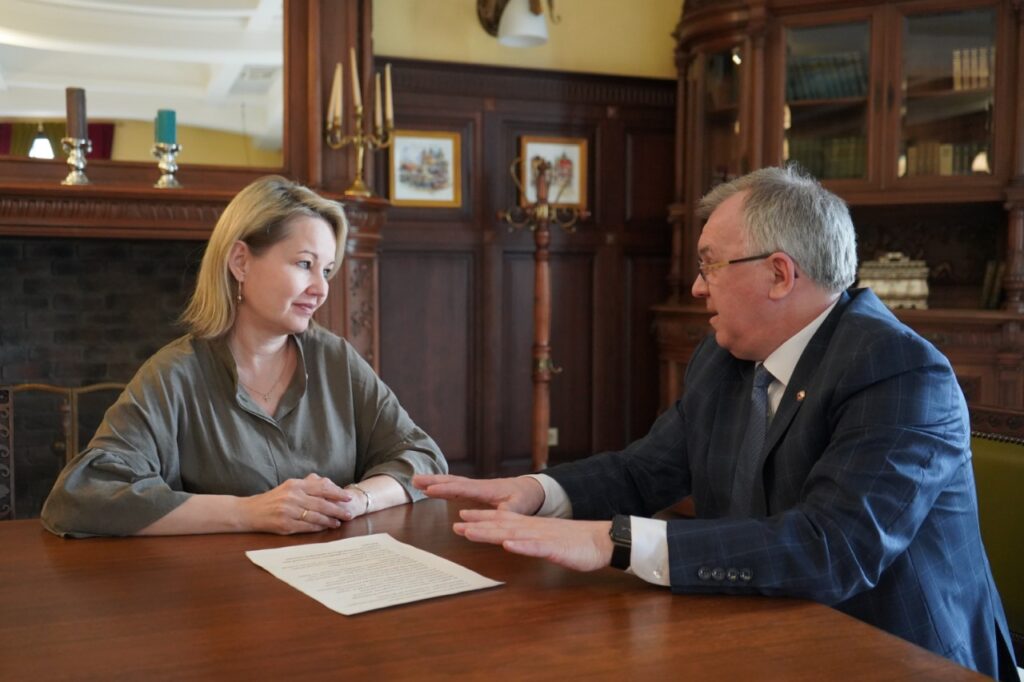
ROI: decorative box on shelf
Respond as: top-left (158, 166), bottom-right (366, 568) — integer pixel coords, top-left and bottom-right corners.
top-left (857, 252), bottom-right (929, 309)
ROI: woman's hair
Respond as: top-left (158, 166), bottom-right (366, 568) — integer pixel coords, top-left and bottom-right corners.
top-left (180, 175), bottom-right (349, 339)
top-left (697, 165), bottom-right (858, 293)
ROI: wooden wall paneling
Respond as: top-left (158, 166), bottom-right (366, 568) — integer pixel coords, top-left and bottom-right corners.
top-left (375, 59), bottom-right (675, 477)
top-left (584, 114), bottom-right (623, 455)
top-left (624, 128), bottom-right (677, 228)
top-left (547, 253), bottom-right (596, 465)
top-left (379, 249), bottom-right (475, 468)
top-left (626, 254), bottom-right (672, 439)
top-left (499, 253), bottom-right (536, 472)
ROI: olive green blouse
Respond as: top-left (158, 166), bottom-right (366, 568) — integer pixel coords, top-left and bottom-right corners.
top-left (41, 324), bottom-right (447, 537)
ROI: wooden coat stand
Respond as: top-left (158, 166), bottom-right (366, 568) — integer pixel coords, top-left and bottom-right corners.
top-left (501, 157), bottom-right (588, 470)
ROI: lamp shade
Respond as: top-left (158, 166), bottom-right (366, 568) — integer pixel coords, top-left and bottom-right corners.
top-left (28, 124), bottom-right (54, 160)
top-left (498, 0), bottom-right (548, 47)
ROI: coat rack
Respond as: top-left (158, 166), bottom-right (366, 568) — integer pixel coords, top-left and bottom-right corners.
top-left (500, 156), bottom-right (588, 470)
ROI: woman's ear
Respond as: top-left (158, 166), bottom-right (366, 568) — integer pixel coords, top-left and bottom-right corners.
top-left (227, 240), bottom-right (249, 282)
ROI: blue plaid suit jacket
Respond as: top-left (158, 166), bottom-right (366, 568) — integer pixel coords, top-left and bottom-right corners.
top-left (547, 289), bottom-right (1018, 680)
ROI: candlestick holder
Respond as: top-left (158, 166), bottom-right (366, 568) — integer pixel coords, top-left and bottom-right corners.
top-left (152, 142), bottom-right (183, 189)
top-left (500, 157), bottom-right (589, 471)
top-left (60, 137), bottom-right (92, 186)
top-left (325, 104), bottom-right (393, 198)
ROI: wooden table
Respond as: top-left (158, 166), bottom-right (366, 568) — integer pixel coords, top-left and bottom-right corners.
top-left (0, 499), bottom-right (986, 680)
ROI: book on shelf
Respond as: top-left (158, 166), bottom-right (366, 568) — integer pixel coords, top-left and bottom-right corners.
top-left (986, 261), bottom-right (1005, 309)
top-left (977, 48), bottom-right (990, 89)
top-left (939, 144), bottom-right (954, 176)
top-left (955, 46), bottom-right (996, 91)
top-left (787, 52), bottom-right (867, 101)
top-left (980, 260), bottom-right (997, 309)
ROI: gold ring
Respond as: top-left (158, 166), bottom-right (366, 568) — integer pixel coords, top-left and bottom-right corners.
top-left (300, 509), bottom-right (309, 521)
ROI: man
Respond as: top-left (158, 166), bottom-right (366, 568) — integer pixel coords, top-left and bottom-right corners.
top-left (414, 166), bottom-right (1019, 680)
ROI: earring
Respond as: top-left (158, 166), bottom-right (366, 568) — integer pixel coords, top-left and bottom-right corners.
top-left (237, 280), bottom-right (244, 303)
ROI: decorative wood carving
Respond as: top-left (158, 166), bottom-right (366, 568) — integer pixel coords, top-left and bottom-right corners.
top-left (314, 195), bottom-right (387, 370)
top-left (970, 404), bottom-right (1024, 441)
top-left (389, 58), bottom-right (675, 108)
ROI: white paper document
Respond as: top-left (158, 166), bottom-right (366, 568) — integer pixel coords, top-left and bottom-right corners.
top-left (246, 533), bottom-right (503, 615)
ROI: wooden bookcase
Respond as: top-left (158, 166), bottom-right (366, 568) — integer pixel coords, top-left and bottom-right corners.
top-left (657, 0), bottom-right (1024, 410)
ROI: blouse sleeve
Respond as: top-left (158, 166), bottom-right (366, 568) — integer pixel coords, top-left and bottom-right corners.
top-left (346, 344), bottom-right (448, 498)
top-left (40, 356), bottom-right (191, 538)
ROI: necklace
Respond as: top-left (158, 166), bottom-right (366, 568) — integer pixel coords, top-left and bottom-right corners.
top-left (237, 346), bottom-right (291, 402)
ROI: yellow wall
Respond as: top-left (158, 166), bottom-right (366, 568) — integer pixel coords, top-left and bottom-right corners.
top-left (372, 0), bottom-right (681, 79)
top-left (111, 120), bottom-right (282, 167)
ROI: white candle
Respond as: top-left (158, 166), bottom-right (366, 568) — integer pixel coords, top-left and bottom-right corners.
top-left (374, 73), bottom-right (383, 132)
top-left (328, 62), bottom-right (342, 125)
top-left (349, 47), bottom-right (362, 110)
top-left (384, 63), bottom-right (394, 126)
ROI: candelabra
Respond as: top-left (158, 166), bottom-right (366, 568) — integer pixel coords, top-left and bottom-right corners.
top-left (501, 157), bottom-right (589, 470)
top-left (325, 104), bottom-right (393, 198)
top-left (152, 142), bottom-right (182, 189)
top-left (60, 137), bottom-right (92, 186)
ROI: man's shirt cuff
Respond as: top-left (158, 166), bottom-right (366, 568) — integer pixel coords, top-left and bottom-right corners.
top-left (524, 474), bottom-right (572, 518)
top-left (629, 516), bottom-right (670, 586)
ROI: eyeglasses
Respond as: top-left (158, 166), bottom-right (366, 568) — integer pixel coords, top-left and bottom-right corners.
top-left (697, 253), bottom-right (773, 282)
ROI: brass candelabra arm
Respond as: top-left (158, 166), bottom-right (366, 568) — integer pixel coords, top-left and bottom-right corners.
top-left (323, 104), bottom-right (395, 197)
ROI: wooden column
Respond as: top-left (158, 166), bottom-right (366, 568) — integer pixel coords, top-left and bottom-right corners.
top-left (1005, 0), bottom-right (1024, 313)
top-left (312, 0), bottom-right (388, 368)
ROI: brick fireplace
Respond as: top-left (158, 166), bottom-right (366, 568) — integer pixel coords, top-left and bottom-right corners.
top-left (1, 236), bottom-right (204, 517)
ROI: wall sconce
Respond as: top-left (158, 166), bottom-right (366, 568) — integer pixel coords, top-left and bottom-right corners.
top-left (477, 0), bottom-right (560, 48)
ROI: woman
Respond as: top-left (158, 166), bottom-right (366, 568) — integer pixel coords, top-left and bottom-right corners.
top-left (42, 175), bottom-right (447, 537)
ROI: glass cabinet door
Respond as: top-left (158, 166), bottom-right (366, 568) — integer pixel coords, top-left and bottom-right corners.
top-left (701, 47), bottom-right (744, 192)
top-left (897, 8), bottom-right (996, 180)
top-left (783, 22), bottom-right (871, 182)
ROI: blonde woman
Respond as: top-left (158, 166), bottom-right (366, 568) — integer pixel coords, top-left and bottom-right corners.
top-left (43, 175), bottom-right (447, 537)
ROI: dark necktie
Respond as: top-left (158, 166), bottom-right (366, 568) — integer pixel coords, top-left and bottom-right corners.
top-left (728, 364), bottom-right (774, 517)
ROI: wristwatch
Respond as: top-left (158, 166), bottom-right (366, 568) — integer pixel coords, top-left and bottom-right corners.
top-left (608, 514), bottom-right (632, 570)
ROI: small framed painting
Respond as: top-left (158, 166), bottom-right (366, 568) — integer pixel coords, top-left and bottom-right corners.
top-left (519, 135), bottom-right (588, 208)
top-left (389, 130), bottom-right (462, 207)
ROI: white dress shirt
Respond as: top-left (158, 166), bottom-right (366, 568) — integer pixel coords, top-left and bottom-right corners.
top-left (528, 298), bottom-right (838, 585)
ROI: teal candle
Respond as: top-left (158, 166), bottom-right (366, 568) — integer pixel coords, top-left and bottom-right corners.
top-left (155, 109), bottom-right (176, 144)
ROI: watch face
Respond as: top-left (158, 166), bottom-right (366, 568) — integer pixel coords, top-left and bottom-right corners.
top-left (611, 515), bottom-right (631, 544)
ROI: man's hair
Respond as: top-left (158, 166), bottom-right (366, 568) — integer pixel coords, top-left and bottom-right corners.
top-left (697, 165), bottom-right (857, 293)
top-left (180, 175), bottom-right (349, 339)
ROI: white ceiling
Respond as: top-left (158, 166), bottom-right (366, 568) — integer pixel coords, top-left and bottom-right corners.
top-left (0, 0), bottom-right (283, 148)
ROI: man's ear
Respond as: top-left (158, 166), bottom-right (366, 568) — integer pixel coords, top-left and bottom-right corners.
top-left (227, 241), bottom-right (249, 282)
top-left (767, 252), bottom-right (798, 300)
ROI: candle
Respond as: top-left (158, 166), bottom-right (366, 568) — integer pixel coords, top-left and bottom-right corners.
top-left (374, 73), bottom-right (383, 132)
top-left (349, 47), bottom-right (362, 110)
top-left (65, 87), bottom-right (87, 140)
top-left (384, 63), bottom-right (394, 126)
top-left (328, 62), bottom-right (343, 125)
top-left (155, 109), bottom-right (177, 145)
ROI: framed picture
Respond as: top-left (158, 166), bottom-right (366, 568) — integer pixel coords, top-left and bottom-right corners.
top-left (519, 135), bottom-right (588, 208)
top-left (389, 130), bottom-right (462, 208)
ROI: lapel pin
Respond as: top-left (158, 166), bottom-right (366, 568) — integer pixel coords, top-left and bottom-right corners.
top-left (796, 390), bottom-right (806, 401)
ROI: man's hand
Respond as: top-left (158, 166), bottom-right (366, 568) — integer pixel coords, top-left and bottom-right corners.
top-left (412, 474), bottom-right (546, 516)
top-left (453, 509), bottom-right (614, 572)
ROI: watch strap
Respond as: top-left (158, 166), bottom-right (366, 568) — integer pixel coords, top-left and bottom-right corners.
top-left (609, 514), bottom-right (631, 570)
